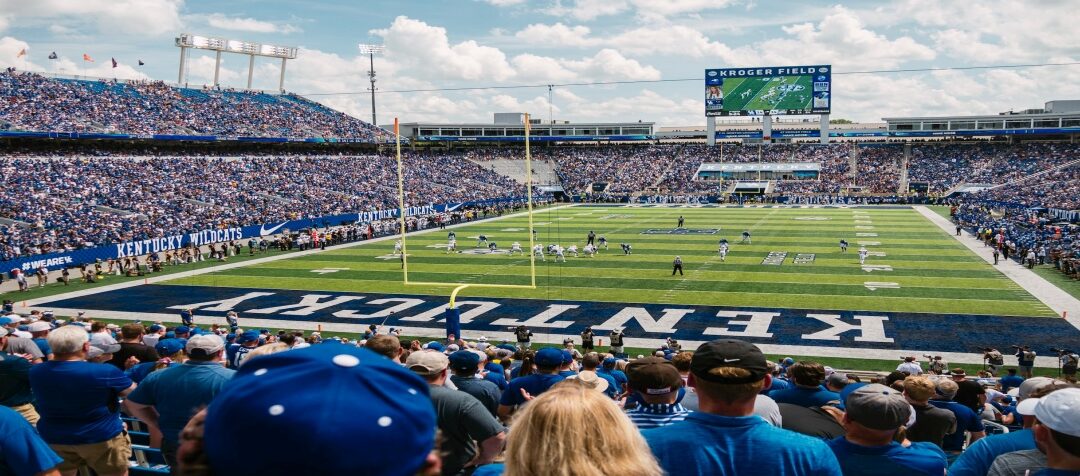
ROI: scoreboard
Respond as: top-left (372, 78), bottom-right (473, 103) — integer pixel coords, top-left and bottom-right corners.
top-left (706, 65), bottom-right (831, 116)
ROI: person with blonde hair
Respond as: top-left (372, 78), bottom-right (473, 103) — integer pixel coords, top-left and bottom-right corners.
top-left (473, 379), bottom-right (662, 476)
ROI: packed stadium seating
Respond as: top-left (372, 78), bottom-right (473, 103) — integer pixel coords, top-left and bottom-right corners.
top-left (0, 71), bottom-right (392, 141)
top-left (0, 151), bottom-right (525, 259)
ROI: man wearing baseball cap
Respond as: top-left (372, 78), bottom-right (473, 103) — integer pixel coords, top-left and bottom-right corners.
top-left (948, 377), bottom-right (1063, 476)
top-left (986, 385), bottom-right (1080, 475)
top-left (827, 383), bottom-right (947, 475)
top-left (124, 334), bottom-right (234, 470)
top-left (624, 356), bottom-right (690, 429)
top-left (498, 347), bottom-right (567, 421)
top-left (226, 330), bottom-right (261, 368)
top-left (643, 339), bottom-right (841, 476)
top-left (2, 316), bottom-right (43, 364)
top-left (193, 345), bottom-right (440, 475)
top-left (408, 350), bottom-right (506, 476)
top-left (448, 350), bottom-right (501, 417)
top-left (930, 378), bottom-right (986, 456)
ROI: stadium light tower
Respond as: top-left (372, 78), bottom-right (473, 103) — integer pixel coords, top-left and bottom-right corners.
top-left (358, 44), bottom-right (385, 126)
top-left (176, 33), bottom-right (298, 91)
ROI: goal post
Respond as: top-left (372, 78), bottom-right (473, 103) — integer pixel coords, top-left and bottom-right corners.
top-left (393, 116), bottom-right (539, 337)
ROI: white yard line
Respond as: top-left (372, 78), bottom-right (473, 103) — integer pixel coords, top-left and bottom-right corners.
top-left (913, 205), bottom-right (1080, 330)
top-left (20, 204), bottom-right (576, 309)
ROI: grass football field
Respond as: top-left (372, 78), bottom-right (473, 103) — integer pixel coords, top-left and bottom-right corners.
top-left (722, 76), bottom-right (813, 112)
top-left (166, 205), bottom-right (1055, 318)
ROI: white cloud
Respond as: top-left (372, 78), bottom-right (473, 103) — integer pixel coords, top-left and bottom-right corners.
top-left (545, 0), bottom-right (630, 21)
top-left (0, 0), bottom-right (183, 37)
top-left (0, 36), bottom-right (42, 70)
top-left (627, 0), bottom-right (738, 19)
top-left (752, 6), bottom-right (935, 69)
top-left (514, 23), bottom-right (595, 47)
top-left (372, 16), bottom-right (516, 82)
top-left (560, 48), bottom-right (661, 81)
top-left (206, 14), bottom-right (299, 34)
top-left (184, 54), bottom-right (241, 86)
top-left (479, 0), bottom-right (526, 5)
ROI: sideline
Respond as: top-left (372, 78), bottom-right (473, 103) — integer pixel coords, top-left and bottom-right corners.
top-left (913, 205), bottom-right (1080, 331)
top-left (26, 306), bottom-right (1062, 367)
top-left (20, 204), bottom-right (575, 308)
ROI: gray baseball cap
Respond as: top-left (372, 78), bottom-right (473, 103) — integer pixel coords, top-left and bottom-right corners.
top-left (187, 334), bottom-right (225, 358)
top-left (845, 383), bottom-right (913, 431)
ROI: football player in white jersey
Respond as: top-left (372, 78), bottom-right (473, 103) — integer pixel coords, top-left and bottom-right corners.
top-left (554, 245), bottom-right (567, 262)
top-left (532, 243), bottom-right (546, 261)
top-left (858, 246), bottom-right (869, 265)
top-left (393, 240), bottom-right (402, 255)
top-left (445, 239), bottom-right (457, 254)
top-left (566, 244), bottom-right (579, 257)
top-left (719, 242), bottom-right (729, 261)
top-left (510, 241), bottom-right (524, 255)
top-left (583, 244), bottom-right (597, 257)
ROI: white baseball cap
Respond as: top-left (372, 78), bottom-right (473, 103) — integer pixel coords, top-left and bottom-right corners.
top-left (1018, 387), bottom-right (1080, 437)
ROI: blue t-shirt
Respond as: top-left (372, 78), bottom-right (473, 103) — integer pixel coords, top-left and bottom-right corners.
top-left (125, 361), bottom-right (180, 384)
top-left (484, 363), bottom-right (507, 390)
top-left (643, 412), bottom-right (842, 476)
top-left (930, 400), bottom-right (986, 452)
top-left (999, 375), bottom-right (1025, 391)
top-left (827, 437), bottom-right (947, 476)
top-left (29, 360), bottom-right (133, 445)
top-left (948, 429), bottom-right (1034, 476)
top-left (598, 367), bottom-right (627, 390)
top-left (766, 377), bottom-right (793, 393)
top-left (0, 406), bottom-right (63, 476)
top-left (472, 463), bottom-right (504, 476)
top-left (32, 338), bottom-right (50, 360)
top-left (768, 386), bottom-right (840, 407)
top-left (500, 373), bottom-right (566, 407)
top-left (126, 361), bottom-right (236, 443)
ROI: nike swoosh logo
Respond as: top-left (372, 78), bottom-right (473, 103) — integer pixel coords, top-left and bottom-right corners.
top-left (259, 223), bottom-right (287, 236)
top-left (723, 358), bottom-right (740, 363)
top-left (447, 203), bottom-right (463, 212)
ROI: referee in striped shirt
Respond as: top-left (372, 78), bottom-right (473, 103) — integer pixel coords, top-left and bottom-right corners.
top-left (624, 357), bottom-right (691, 429)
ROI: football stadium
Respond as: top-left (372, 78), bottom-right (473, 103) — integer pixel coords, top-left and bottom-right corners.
top-left (2, 2), bottom-right (1080, 476)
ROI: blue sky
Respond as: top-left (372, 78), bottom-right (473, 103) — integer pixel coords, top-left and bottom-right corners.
top-left (1, 0), bottom-right (1078, 126)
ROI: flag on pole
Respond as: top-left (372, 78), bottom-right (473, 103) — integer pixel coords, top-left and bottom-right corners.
top-left (83, 53), bottom-right (94, 62)
top-left (48, 52), bottom-right (58, 60)
top-left (137, 60), bottom-right (144, 66)
top-left (111, 58), bottom-right (117, 68)
top-left (16, 48), bottom-right (26, 58)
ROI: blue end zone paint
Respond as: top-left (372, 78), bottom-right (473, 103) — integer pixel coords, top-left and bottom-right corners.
top-left (39, 284), bottom-right (1080, 353)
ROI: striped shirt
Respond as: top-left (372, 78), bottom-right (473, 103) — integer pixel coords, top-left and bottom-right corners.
top-left (626, 403), bottom-right (691, 430)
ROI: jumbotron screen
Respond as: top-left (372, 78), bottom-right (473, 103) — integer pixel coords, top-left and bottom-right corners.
top-left (705, 65), bottom-right (831, 116)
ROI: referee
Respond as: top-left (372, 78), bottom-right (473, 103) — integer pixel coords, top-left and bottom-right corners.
top-left (672, 256), bottom-right (684, 276)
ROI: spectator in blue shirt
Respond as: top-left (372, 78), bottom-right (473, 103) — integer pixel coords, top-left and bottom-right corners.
top-left (929, 379), bottom-right (985, 457)
top-left (826, 383), bottom-right (947, 475)
top-left (124, 334), bottom-right (235, 470)
top-left (27, 322), bottom-right (53, 361)
top-left (28, 325), bottom-right (135, 476)
top-left (0, 328), bottom-right (39, 426)
top-left (769, 361), bottom-right (840, 407)
top-left (643, 339), bottom-right (841, 476)
top-left (498, 347), bottom-right (566, 421)
top-left (448, 350), bottom-right (501, 418)
top-left (598, 356), bottom-right (628, 394)
top-left (0, 405), bottom-right (62, 476)
top-left (1023, 387), bottom-right (1080, 476)
top-left (948, 377), bottom-right (1061, 476)
top-left (1000, 368), bottom-right (1026, 392)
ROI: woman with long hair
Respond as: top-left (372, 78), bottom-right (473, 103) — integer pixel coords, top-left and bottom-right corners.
top-left (474, 380), bottom-right (662, 476)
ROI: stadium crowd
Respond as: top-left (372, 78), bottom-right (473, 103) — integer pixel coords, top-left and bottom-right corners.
top-left (0, 152), bottom-right (526, 260)
top-left (1, 312), bottom-right (1078, 476)
top-left (0, 71), bottom-right (391, 141)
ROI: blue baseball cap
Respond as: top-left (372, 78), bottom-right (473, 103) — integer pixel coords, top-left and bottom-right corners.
top-left (423, 341), bottom-right (445, 352)
top-left (174, 326), bottom-right (192, 336)
top-left (603, 357), bottom-right (617, 368)
top-left (148, 324), bottom-right (164, 333)
top-left (535, 347), bottom-right (563, 367)
top-left (205, 345), bottom-right (436, 475)
top-left (236, 330), bottom-right (261, 344)
top-left (448, 350), bottom-right (481, 373)
top-left (154, 338), bottom-right (186, 357)
top-left (561, 350), bottom-right (574, 365)
top-left (164, 331), bottom-right (176, 339)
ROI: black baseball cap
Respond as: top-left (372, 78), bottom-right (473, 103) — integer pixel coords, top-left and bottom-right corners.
top-left (690, 339), bottom-right (769, 384)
